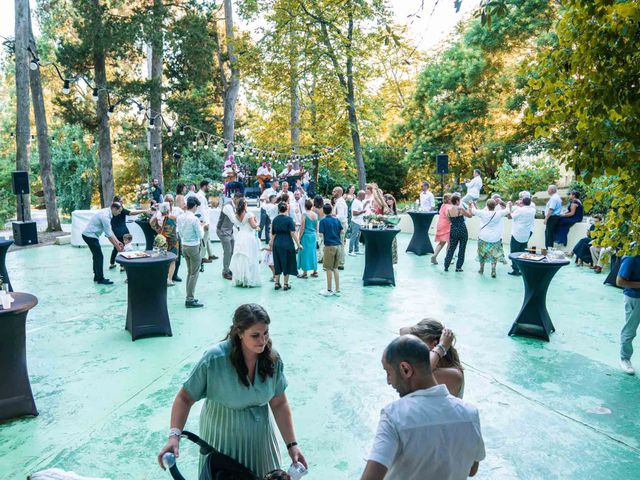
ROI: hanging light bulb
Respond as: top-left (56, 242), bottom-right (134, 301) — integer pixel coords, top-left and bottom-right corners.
top-left (30, 57), bottom-right (39, 70)
top-left (192, 136), bottom-right (198, 146)
top-left (107, 105), bottom-right (115, 117)
top-left (149, 118), bottom-right (155, 130)
top-left (92, 88), bottom-right (99, 102)
top-left (153, 144), bottom-right (158, 151)
top-left (10, 132), bottom-right (14, 139)
top-left (204, 142), bottom-right (209, 150)
top-left (62, 79), bottom-right (71, 94)
top-left (180, 125), bottom-right (186, 136)
top-left (31, 135), bottom-right (35, 141)
top-left (167, 127), bottom-right (173, 137)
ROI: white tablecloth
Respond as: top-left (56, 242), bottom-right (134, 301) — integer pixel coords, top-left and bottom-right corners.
top-left (71, 206), bottom-right (262, 246)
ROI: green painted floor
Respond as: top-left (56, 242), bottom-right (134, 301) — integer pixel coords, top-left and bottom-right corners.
top-left (1, 234), bottom-right (639, 479)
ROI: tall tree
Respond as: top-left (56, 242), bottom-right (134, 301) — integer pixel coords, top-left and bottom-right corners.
top-left (91, 0), bottom-right (114, 207)
top-left (297, 0), bottom-right (389, 189)
top-left (148, 0), bottom-right (164, 188)
top-left (14, 0), bottom-right (31, 221)
top-left (218, 0), bottom-right (241, 159)
top-left (28, 8), bottom-right (61, 231)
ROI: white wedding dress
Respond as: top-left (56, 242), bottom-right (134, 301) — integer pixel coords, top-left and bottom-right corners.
top-left (230, 212), bottom-right (262, 287)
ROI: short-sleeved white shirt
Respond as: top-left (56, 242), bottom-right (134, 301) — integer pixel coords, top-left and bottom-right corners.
top-left (367, 385), bottom-right (485, 480)
top-left (511, 205), bottom-right (536, 243)
top-left (419, 191), bottom-right (435, 211)
top-left (474, 208), bottom-right (509, 243)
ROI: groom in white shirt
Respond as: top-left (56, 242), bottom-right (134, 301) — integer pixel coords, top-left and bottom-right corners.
top-left (462, 169), bottom-right (483, 206)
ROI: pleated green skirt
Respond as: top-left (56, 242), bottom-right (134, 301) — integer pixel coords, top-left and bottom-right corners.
top-left (198, 399), bottom-right (281, 477)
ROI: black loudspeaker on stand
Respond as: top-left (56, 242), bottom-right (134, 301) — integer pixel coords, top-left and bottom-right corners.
top-left (436, 154), bottom-right (449, 174)
top-left (11, 171), bottom-right (38, 246)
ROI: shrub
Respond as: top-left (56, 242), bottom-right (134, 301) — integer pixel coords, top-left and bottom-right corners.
top-left (488, 159), bottom-right (559, 200)
top-left (576, 176), bottom-right (618, 216)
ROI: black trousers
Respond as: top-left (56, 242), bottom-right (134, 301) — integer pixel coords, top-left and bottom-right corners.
top-left (260, 209), bottom-right (271, 243)
top-left (510, 236), bottom-right (529, 273)
top-left (174, 237), bottom-right (182, 279)
top-left (444, 229), bottom-right (468, 271)
top-left (545, 215), bottom-right (560, 248)
top-left (82, 234), bottom-right (105, 281)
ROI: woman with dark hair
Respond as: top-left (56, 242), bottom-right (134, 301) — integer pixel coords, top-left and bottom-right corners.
top-left (297, 199), bottom-right (319, 278)
top-left (175, 183), bottom-right (187, 210)
top-left (554, 190), bottom-right (584, 246)
top-left (313, 195), bottom-right (325, 263)
top-left (399, 318), bottom-right (464, 398)
top-left (158, 304), bottom-right (307, 477)
top-left (569, 214), bottom-right (603, 266)
top-left (443, 193), bottom-right (472, 272)
top-left (270, 202), bottom-right (302, 290)
top-left (229, 198), bottom-right (261, 287)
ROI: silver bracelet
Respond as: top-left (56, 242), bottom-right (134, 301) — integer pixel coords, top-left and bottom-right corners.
top-left (169, 427), bottom-right (182, 439)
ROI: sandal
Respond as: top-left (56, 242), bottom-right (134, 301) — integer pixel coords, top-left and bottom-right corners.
top-left (311, 272), bottom-right (318, 277)
top-left (491, 270), bottom-right (497, 278)
top-left (283, 284), bottom-right (291, 291)
top-left (274, 282), bottom-right (282, 290)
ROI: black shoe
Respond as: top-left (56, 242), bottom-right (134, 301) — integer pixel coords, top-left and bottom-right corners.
top-left (108, 264), bottom-right (117, 270)
top-left (455, 268), bottom-right (464, 272)
top-left (96, 278), bottom-right (113, 285)
top-left (185, 300), bottom-right (204, 308)
top-left (508, 270), bottom-right (521, 276)
top-left (338, 266), bottom-right (345, 270)
top-left (200, 264), bottom-right (205, 272)
top-left (173, 276), bottom-right (183, 282)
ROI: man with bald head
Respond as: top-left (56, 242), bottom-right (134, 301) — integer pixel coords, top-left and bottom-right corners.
top-left (361, 335), bottom-right (485, 480)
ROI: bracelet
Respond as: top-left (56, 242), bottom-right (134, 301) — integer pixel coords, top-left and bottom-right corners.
top-left (435, 343), bottom-right (448, 356)
top-left (169, 427), bottom-right (182, 439)
top-left (286, 441), bottom-right (298, 450)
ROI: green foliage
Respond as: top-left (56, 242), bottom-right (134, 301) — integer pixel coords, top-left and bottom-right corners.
top-left (488, 159), bottom-right (559, 200)
top-left (574, 176), bottom-right (618, 216)
top-left (522, 0), bottom-right (640, 254)
top-left (363, 146), bottom-right (408, 199)
top-left (50, 124), bottom-right (98, 214)
top-left (176, 147), bottom-right (226, 190)
top-left (316, 166), bottom-right (357, 197)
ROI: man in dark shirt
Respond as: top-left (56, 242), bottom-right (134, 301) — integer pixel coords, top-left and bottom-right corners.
top-left (151, 178), bottom-right (163, 204)
top-left (319, 203), bottom-right (343, 296)
top-left (109, 197), bottom-right (148, 269)
top-left (617, 255), bottom-right (640, 375)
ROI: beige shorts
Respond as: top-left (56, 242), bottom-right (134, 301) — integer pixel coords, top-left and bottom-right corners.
top-left (323, 245), bottom-right (342, 270)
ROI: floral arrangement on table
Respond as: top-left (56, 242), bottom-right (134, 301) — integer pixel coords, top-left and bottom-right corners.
top-left (363, 214), bottom-right (401, 228)
top-left (154, 234), bottom-right (167, 249)
top-left (210, 182), bottom-right (225, 195)
top-left (134, 182), bottom-right (151, 203)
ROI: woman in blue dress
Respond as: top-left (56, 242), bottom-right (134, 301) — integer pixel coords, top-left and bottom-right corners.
top-left (270, 202), bottom-right (302, 291)
top-left (157, 304), bottom-right (307, 477)
top-left (297, 200), bottom-right (319, 278)
top-left (554, 190), bottom-right (584, 246)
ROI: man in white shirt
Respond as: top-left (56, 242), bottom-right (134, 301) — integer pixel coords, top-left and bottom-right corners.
top-left (177, 196), bottom-right (204, 308)
top-left (216, 193), bottom-right (242, 280)
top-left (195, 180), bottom-right (217, 264)
top-left (349, 190), bottom-right (366, 256)
top-left (279, 162), bottom-right (299, 179)
top-left (462, 169), bottom-right (483, 206)
top-left (419, 181), bottom-right (435, 211)
top-left (259, 179), bottom-right (279, 242)
top-left (508, 196), bottom-right (536, 276)
top-left (184, 183), bottom-right (197, 201)
top-left (256, 161), bottom-right (271, 191)
top-left (278, 181), bottom-right (298, 222)
top-left (361, 335), bottom-right (485, 480)
top-left (333, 186), bottom-right (348, 269)
top-left (82, 203), bottom-right (124, 285)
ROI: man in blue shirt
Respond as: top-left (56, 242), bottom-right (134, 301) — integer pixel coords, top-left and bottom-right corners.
top-left (319, 203), bottom-right (343, 296)
top-left (544, 184), bottom-right (563, 248)
top-left (616, 255), bottom-right (640, 375)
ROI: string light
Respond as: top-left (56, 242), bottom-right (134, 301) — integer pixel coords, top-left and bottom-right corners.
top-left (92, 88), bottom-right (99, 102)
top-left (62, 79), bottom-right (71, 94)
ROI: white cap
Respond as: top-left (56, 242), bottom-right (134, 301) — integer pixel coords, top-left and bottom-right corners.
top-left (519, 190), bottom-right (531, 199)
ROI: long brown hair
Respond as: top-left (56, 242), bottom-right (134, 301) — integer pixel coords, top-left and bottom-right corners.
top-left (236, 198), bottom-right (247, 217)
top-left (225, 304), bottom-right (277, 387)
top-left (407, 318), bottom-right (463, 372)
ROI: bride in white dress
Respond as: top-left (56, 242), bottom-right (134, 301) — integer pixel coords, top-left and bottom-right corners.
top-left (230, 198), bottom-right (262, 287)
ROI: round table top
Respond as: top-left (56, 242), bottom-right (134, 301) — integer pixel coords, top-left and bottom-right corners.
top-left (509, 252), bottom-right (570, 266)
top-left (0, 292), bottom-right (38, 316)
top-left (115, 251), bottom-right (177, 266)
top-left (361, 227), bottom-right (401, 234)
top-left (0, 238), bottom-right (14, 249)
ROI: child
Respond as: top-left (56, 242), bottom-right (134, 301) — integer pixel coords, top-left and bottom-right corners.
top-left (261, 246), bottom-right (275, 281)
top-left (120, 234), bottom-right (133, 272)
top-left (318, 203), bottom-right (343, 296)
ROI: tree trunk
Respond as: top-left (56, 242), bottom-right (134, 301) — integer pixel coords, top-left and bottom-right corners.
top-left (28, 14), bottom-right (61, 231)
top-left (149, 0), bottom-right (164, 188)
top-left (289, 20), bottom-right (300, 156)
top-left (222, 0), bottom-right (240, 160)
top-left (345, 10), bottom-right (366, 189)
top-left (92, 0), bottom-right (114, 207)
top-left (309, 74), bottom-right (319, 186)
top-left (14, 0), bottom-right (31, 221)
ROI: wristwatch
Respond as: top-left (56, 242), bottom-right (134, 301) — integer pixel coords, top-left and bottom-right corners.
top-left (169, 427), bottom-right (182, 439)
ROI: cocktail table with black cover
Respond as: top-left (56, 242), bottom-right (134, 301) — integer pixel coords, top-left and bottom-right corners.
top-left (135, 219), bottom-right (157, 251)
top-left (406, 211), bottom-right (437, 256)
top-left (508, 253), bottom-right (569, 341)
top-left (0, 292), bottom-right (38, 421)
top-left (361, 227), bottom-right (400, 286)
top-left (0, 238), bottom-right (14, 292)
top-left (116, 252), bottom-right (176, 341)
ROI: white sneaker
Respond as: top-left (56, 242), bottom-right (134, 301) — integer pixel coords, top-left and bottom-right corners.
top-left (620, 359), bottom-right (635, 375)
top-left (356, 251), bottom-right (364, 255)
top-left (319, 289), bottom-right (334, 297)
top-left (334, 290), bottom-right (341, 296)
top-left (348, 252), bottom-right (356, 257)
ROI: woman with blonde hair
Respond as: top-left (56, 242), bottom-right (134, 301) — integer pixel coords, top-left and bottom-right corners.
top-left (399, 318), bottom-right (464, 398)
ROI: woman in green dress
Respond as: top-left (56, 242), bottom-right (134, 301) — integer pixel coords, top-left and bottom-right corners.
top-left (158, 304), bottom-right (307, 477)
